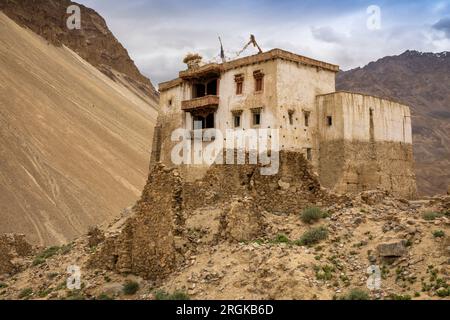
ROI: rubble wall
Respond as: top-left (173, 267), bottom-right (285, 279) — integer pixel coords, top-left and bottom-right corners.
top-left (89, 165), bottom-right (184, 280)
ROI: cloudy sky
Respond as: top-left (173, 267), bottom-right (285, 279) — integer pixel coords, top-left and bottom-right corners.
top-left (78, 0), bottom-right (450, 85)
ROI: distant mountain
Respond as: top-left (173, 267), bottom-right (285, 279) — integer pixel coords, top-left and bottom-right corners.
top-left (0, 10), bottom-right (157, 245)
top-left (337, 50), bottom-right (450, 196)
top-left (0, 0), bottom-right (159, 104)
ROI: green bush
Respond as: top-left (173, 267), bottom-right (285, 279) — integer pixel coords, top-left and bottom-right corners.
top-left (32, 257), bottom-right (46, 266)
top-left (422, 212), bottom-right (442, 221)
top-left (18, 288), bottom-right (33, 299)
top-left (154, 290), bottom-right (190, 300)
top-left (38, 289), bottom-right (52, 298)
top-left (122, 281), bottom-right (139, 295)
top-left (436, 288), bottom-right (450, 298)
top-left (314, 265), bottom-right (335, 281)
top-left (98, 293), bottom-right (114, 300)
top-left (272, 234), bottom-right (290, 244)
top-left (297, 226), bottom-right (328, 246)
top-left (433, 230), bottom-right (445, 238)
top-left (301, 207), bottom-right (324, 224)
top-left (337, 289), bottom-right (370, 300)
top-left (32, 246), bottom-right (62, 266)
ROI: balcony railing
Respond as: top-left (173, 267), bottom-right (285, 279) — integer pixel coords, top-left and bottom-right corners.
top-left (181, 95), bottom-right (220, 111)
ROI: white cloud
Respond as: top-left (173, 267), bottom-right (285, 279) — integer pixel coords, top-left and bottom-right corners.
top-left (78, 0), bottom-right (450, 83)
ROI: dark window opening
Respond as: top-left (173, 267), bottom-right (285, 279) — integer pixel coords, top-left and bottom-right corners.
top-left (168, 99), bottom-right (173, 107)
top-left (253, 112), bottom-right (261, 126)
top-left (255, 78), bottom-right (263, 92)
top-left (304, 112), bottom-right (310, 127)
top-left (206, 79), bottom-right (217, 95)
top-left (236, 81), bottom-right (243, 95)
top-left (288, 111), bottom-right (294, 125)
top-left (194, 83), bottom-right (206, 98)
top-left (234, 115), bottom-right (241, 128)
top-left (193, 113), bottom-right (215, 129)
top-left (253, 70), bottom-right (264, 92)
top-left (306, 148), bottom-right (312, 161)
top-left (369, 108), bottom-right (375, 142)
top-left (327, 116), bottom-right (333, 126)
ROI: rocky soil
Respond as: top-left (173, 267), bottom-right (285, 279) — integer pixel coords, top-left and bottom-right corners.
top-left (1, 161), bottom-right (449, 301)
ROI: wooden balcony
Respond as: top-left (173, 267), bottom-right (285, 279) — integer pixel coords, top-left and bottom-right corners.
top-left (181, 95), bottom-right (220, 112)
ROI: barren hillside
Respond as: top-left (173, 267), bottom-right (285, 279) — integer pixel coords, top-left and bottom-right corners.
top-left (337, 51), bottom-right (450, 196)
top-left (0, 0), bottom-right (159, 103)
top-left (0, 12), bottom-right (158, 245)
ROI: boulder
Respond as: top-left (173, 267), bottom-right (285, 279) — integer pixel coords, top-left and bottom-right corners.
top-left (376, 240), bottom-right (407, 257)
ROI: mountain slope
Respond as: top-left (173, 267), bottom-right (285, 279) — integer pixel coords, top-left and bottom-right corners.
top-left (337, 51), bottom-right (450, 196)
top-left (0, 0), bottom-right (159, 104)
top-left (0, 12), bottom-right (158, 245)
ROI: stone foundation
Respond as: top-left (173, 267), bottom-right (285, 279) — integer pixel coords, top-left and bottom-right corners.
top-left (319, 140), bottom-right (417, 199)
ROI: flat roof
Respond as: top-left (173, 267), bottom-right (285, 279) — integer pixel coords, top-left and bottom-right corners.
top-left (159, 48), bottom-right (339, 91)
top-left (316, 91), bottom-right (410, 108)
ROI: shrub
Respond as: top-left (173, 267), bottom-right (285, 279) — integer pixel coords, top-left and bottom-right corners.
top-left (18, 288), bottom-right (33, 299)
top-left (98, 293), bottom-right (114, 300)
top-left (122, 281), bottom-right (139, 295)
top-left (337, 289), bottom-right (370, 300)
top-left (38, 289), bottom-right (52, 298)
top-left (0, 283), bottom-right (7, 289)
top-left (32, 246), bottom-right (62, 266)
top-left (433, 230), bottom-right (445, 238)
top-left (301, 207), bottom-right (324, 224)
top-left (436, 288), bottom-right (450, 298)
top-left (422, 212), bottom-right (442, 221)
top-left (314, 265), bottom-right (335, 281)
top-left (154, 290), bottom-right (190, 300)
top-left (170, 291), bottom-right (191, 300)
top-left (32, 257), bottom-right (46, 266)
top-left (297, 226), bottom-right (328, 246)
top-left (272, 234), bottom-right (290, 244)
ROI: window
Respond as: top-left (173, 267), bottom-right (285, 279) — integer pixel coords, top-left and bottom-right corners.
top-left (193, 113), bottom-right (215, 129)
top-left (306, 148), bottom-right (312, 161)
top-left (304, 111), bottom-right (310, 127)
top-left (235, 74), bottom-right (244, 95)
top-left (236, 82), bottom-right (243, 95)
top-left (253, 70), bottom-right (264, 92)
top-left (327, 116), bottom-right (333, 126)
top-left (288, 110), bottom-right (294, 125)
top-left (253, 113), bottom-right (261, 126)
top-left (234, 114), bottom-right (241, 128)
top-left (206, 79), bottom-right (217, 95)
top-left (251, 111), bottom-right (261, 126)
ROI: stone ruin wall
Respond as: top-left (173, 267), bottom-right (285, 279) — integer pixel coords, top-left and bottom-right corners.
top-left (90, 151), bottom-right (345, 281)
